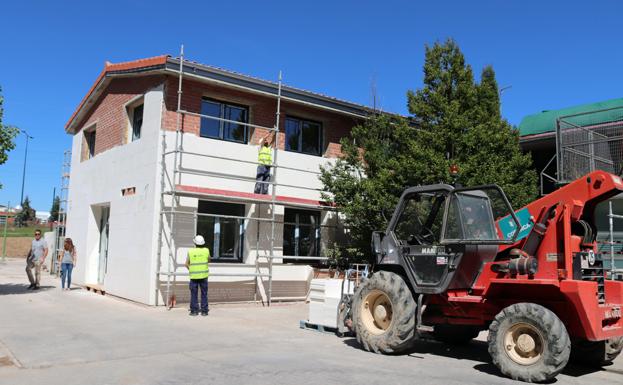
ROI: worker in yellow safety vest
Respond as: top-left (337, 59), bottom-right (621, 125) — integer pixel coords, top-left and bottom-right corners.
top-left (185, 235), bottom-right (210, 316)
top-left (254, 132), bottom-right (274, 195)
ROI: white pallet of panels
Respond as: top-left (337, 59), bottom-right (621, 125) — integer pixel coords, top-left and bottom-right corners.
top-left (308, 278), bottom-right (353, 328)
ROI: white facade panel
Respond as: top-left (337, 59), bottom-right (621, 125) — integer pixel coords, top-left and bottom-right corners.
top-left (66, 84), bottom-right (164, 305)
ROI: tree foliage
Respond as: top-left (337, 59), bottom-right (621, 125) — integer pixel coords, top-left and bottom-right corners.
top-left (0, 86), bottom-right (20, 189)
top-left (49, 196), bottom-right (60, 222)
top-left (16, 196), bottom-right (36, 226)
top-left (320, 39), bottom-right (538, 260)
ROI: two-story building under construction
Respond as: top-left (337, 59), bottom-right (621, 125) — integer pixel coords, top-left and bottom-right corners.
top-left (64, 54), bottom-right (372, 306)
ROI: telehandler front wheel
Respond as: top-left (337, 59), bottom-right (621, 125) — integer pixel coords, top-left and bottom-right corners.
top-left (488, 303), bottom-right (570, 383)
top-left (351, 271), bottom-right (416, 354)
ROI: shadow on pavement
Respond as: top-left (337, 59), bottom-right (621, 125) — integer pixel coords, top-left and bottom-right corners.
top-left (342, 336), bottom-right (605, 381)
top-left (0, 283), bottom-right (54, 295)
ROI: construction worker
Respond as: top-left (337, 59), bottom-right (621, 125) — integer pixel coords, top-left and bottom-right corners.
top-left (254, 132), bottom-right (274, 195)
top-left (185, 235), bottom-right (210, 316)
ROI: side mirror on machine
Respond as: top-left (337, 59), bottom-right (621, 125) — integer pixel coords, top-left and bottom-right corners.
top-left (372, 231), bottom-right (384, 258)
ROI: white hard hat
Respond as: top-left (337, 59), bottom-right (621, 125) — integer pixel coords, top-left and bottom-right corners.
top-left (193, 235), bottom-right (205, 246)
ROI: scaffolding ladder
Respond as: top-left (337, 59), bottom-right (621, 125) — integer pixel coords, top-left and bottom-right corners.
top-left (53, 150), bottom-right (71, 275)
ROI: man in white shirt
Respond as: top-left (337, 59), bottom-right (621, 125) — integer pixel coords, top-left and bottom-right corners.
top-left (26, 229), bottom-right (48, 290)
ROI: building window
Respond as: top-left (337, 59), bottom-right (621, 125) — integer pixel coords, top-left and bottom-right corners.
top-left (196, 201), bottom-right (245, 262)
top-left (200, 98), bottom-right (248, 144)
top-left (285, 117), bottom-right (322, 156)
top-left (283, 209), bottom-right (320, 257)
top-left (84, 130), bottom-right (96, 159)
top-left (129, 103), bottom-right (143, 141)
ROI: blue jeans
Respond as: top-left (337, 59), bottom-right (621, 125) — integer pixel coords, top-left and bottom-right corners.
top-left (61, 263), bottom-right (73, 288)
top-left (189, 278), bottom-right (208, 312)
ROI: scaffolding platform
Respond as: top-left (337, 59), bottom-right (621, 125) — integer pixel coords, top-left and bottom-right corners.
top-left (171, 185), bottom-right (333, 209)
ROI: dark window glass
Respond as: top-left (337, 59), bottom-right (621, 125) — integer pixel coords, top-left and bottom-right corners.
top-left (285, 118), bottom-right (300, 152)
top-left (283, 209), bottom-right (320, 258)
top-left (302, 120), bottom-right (321, 155)
top-left (196, 201), bottom-right (245, 262)
top-left (200, 99), bottom-right (248, 143)
top-left (86, 131), bottom-right (96, 159)
top-left (224, 105), bottom-right (247, 142)
top-left (200, 100), bottom-right (221, 138)
top-left (284, 117), bottom-right (322, 156)
top-left (131, 104), bottom-right (143, 141)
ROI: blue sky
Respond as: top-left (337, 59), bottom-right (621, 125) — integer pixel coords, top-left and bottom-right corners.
top-left (1, 0), bottom-right (622, 211)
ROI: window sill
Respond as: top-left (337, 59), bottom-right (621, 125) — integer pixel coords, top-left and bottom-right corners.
top-left (209, 260), bottom-right (244, 265)
top-left (199, 135), bottom-right (248, 145)
top-left (284, 149), bottom-right (323, 157)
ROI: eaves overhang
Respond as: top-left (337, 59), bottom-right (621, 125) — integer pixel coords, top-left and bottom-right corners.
top-left (66, 55), bottom-right (382, 134)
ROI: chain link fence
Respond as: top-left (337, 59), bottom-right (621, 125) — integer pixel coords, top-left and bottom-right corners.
top-left (557, 106), bottom-right (623, 182)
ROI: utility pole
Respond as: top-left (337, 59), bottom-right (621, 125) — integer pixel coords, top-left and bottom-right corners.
top-left (19, 130), bottom-right (34, 206)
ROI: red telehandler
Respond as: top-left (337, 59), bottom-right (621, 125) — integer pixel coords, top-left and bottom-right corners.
top-left (340, 170), bottom-right (623, 382)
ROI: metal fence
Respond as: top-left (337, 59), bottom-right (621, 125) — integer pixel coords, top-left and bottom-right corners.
top-left (556, 106), bottom-right (623, 183)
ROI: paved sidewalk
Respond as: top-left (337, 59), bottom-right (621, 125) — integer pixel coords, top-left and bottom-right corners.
top-left (0, 257), bottom-right (622, 385)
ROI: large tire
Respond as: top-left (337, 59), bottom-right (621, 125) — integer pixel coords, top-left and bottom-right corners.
top-left (351, 270), bottom-right (416, 354)
top-left (433, 325), bottom-right (481, 345)
top-left (488, 303), bottom-right (570, 383)
top-left (571, 337), bottom-right (623, 367)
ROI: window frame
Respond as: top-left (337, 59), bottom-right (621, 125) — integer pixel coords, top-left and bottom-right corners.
top-left (200, 97), bottom-right (249, 144)
top-left (283, 208), bottom-right (321, 257)
top-left (84, 128), bottom-right (96, 160)
top-left (284, 116), bottom-right (323, 156)
top-left (196, 200), bottom-right (245, 263)
top-left (129, 102), bottom-right (144, 142)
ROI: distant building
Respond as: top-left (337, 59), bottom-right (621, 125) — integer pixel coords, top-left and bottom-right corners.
top-left (518, 97), bottom-right (623, 256)
top-left (0, 206), bottom-right (17, 226)
top-left (36, 211), bottom-right (50, 224)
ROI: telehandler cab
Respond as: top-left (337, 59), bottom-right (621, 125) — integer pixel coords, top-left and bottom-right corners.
top-left (342, 170), bottom-right (623, 382)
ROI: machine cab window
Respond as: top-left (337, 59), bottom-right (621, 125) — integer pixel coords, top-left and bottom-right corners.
top-left (393, 191), bottom-right (447, 246)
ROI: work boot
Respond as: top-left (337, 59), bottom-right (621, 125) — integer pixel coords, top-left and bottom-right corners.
top-left (27, 284), bottom-right (35, 290)
top-left (189, 311), bottom-right (198, 316)
top-left (201, 310), bottom-right (209, 316)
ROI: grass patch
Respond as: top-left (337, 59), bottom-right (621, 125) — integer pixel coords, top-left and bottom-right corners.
top-left (1, 226), bottom-right (48, 238)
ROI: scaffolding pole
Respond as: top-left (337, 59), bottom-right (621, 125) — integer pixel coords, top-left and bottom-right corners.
top-left (53, 150), bottom-right (71, 275)
top-left (608, 201), bottom-right (623, 278)
top-left (268, 71), bottom-right (283, 306)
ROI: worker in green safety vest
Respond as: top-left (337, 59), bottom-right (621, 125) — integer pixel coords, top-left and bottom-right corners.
top-left (254, 132), bottom-right (274, 195)
top-left (185, 235), bottom-right (210, 316)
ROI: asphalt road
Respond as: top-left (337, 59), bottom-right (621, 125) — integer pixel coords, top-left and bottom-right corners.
top-left (0, 257), bottom-right (622, 385)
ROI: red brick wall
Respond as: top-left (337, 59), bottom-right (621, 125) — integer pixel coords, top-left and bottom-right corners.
top-left (161, 76), bottom-right (363, 158)
top-left (76, 75), bottom-right (165, 161)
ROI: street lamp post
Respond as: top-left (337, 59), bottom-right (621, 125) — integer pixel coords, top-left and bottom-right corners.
top-left (19, 130), bottom-right (33, 206)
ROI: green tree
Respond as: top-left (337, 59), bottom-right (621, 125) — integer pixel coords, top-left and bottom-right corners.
top-left (321, 39), bottom-right (538, 259)
top-left (0, 86), bottom-right (20, 189)
top-left (49, 196), bottom-right (60, 222)
top-left (16, 196), bottom-right (36, 226)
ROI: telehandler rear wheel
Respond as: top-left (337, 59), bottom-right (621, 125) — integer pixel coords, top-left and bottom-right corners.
top-left (352, 271), bottom-right (416, 354)
top-left (488, 303), bottom-right (570, 383)
top-left (570, 337), bottom-right (623, 367)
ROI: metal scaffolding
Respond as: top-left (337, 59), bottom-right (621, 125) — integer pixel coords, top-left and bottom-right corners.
top-left (155, 46), bottom-right (334, 308)
top-left (52, 150), bottom-right (71, 275)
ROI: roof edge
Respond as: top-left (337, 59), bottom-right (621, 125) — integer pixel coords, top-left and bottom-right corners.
top-left (65, 55), bottom-right (169, 132)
